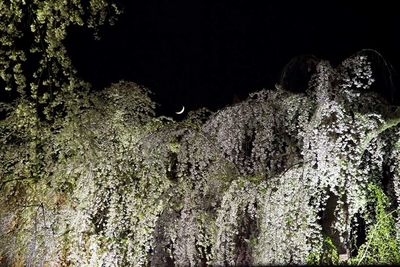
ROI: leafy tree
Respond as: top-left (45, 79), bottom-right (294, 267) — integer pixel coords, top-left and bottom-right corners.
top-left (349, 183), bottom-right (400, 265)
top-left (0, 0), bottom-right (122, 120)
top-left (0, 0), bottom-right (122, 198)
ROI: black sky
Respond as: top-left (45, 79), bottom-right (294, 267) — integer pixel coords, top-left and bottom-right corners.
top-left (67, 1), bottom-right (400, 116)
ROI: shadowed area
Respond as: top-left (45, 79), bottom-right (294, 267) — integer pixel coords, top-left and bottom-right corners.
top-left (66, 1), bottom-right (400, 115)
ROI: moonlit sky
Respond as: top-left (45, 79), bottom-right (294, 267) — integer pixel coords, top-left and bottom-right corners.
top-left (67, 1), bottom-right (400, 116)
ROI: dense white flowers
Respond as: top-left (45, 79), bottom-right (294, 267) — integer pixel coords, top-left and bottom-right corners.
top-left (1, 54), bottom-right (400, 265)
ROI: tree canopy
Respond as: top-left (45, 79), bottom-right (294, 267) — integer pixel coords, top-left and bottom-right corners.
top-left (0, 0), bottom-right (121, 120)
top-left (1, 51), bottom-right (400, 265)
top-left (1, 2), bottom-right (400, 266)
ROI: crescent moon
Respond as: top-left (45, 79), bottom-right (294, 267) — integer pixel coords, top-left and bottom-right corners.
top-left (175, 105), bottom-right (185, 115)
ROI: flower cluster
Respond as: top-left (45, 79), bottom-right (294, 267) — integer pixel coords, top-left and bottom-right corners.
top-left (1, 53), bottom-right (400, 266)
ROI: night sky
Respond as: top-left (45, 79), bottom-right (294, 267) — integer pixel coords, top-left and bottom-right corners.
top-left (67, 1), bottom-right (400, 116)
